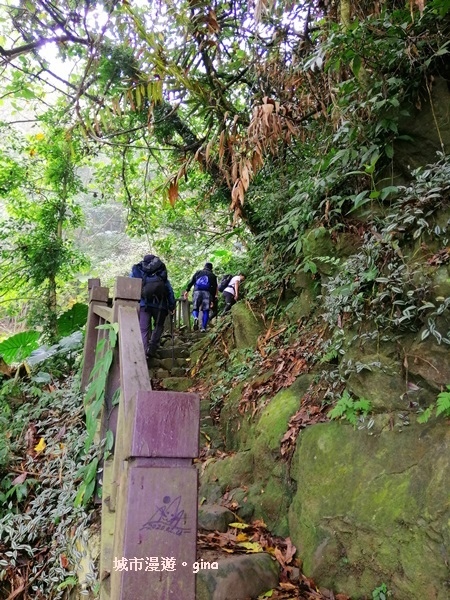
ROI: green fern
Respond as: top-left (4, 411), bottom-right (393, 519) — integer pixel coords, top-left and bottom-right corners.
top-left (436, 386), bottom-right (450, 417)
top-left (329, 390), bottom-right (372, 426)
top-left (417, 405), bottom-right (434, 424)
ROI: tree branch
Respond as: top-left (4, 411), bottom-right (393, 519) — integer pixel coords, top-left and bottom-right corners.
top-left (0, 34), bottom-right (90, 61)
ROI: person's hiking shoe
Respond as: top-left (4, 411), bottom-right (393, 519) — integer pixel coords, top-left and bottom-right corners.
top-left (200, 328), bottom-right (206, 333)
top-left (193, 318), bottom-right (199, 331)
top-left (146, 345), bottom-right (157, 358)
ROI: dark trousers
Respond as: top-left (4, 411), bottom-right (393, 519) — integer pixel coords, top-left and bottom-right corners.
top-left (221, 291), bottom-right (236, 314)
top-left (139, 305), bottom-right (168, 353)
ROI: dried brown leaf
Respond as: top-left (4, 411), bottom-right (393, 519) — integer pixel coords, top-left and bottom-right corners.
top-left (168, 181), bottom-right (178, 207)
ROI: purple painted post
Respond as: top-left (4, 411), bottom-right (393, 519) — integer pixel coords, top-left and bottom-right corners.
top-left (111, 390), bottom-right (199, 600)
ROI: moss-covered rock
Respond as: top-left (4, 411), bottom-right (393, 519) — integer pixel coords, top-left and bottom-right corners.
top-left (288, 421), bottom-right (450, 599)
top-left (230, 302), bottom-right (264, 349)
top-left (389, 77), bottom-right (450, 183)
top-left (288, 287), bottom-right (317, 322)
top-left (160, 376), bottom-right (192, 392)
top-left (302, 226), bottom-right (336, 275)
top-left (344, 353), bottom-right (407, 411)
top-left (431, 265), bottom-right (450, 298)
top-left (196, 553), bottom-right (279, 600)
top-left (201, 374), bottom-right (314, 535)
top-left (407, 334), bottom-right (450, 389)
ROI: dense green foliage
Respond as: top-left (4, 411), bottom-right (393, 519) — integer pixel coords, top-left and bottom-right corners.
top-left (0, 0), bottom-right (448, 332)
top-left (0, 341), bottom-right (100, 598)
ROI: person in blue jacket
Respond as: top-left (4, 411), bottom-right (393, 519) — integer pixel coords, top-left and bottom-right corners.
top-left (130, 254), bottom-right (176, 357)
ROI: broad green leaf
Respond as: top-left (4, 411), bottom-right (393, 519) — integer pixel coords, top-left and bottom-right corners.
top-left (56, 303), bottom-right (88, 336)
top-left (0, 330), bottom-right (40, 364)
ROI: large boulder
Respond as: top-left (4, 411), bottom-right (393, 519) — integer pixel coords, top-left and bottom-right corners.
top-left (407, 334), bottom-right (450, 389)
top-left (344, 353), bottom-right (407, 411)
top-left (230, 302), bottom-right (264, 349)
top-left (393, 77), bottom-right (450, 179)
top-left (288, 420), bottom-right (450, 599)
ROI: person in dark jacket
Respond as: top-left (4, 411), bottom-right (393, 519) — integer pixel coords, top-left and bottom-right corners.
top-left (130, 254), bottom-right (175, 357)
top-left (183, 262), bottom-right (218, 332)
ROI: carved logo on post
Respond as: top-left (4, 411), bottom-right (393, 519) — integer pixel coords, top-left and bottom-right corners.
top-left (141, 495), bottom-right (191, 536)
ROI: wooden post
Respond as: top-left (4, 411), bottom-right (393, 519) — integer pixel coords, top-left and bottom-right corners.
top-left (111, 390), bottom-right (199, 600)
top-left (81, 280), bottom-right (109, 392)
top-left (101, 303), bottom-right (151, 599)
top-left (181, 298), bottom-right (191, 331)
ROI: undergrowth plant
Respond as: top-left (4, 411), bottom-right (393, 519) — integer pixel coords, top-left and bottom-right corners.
top-left (0, 373), bottom-right (100, 598)
top-left (0, 321), bottom-right (117, 597)
top-left (329, 390), bottom-right (372, 427)
top-left (319, 156), bottom-right (450, 343)
top-left (372, 582), bottom-right (392, 600)
top-left (417, 385), bottom-right (450, 423)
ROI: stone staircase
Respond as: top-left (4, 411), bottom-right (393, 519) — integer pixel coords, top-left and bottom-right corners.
top-left (147, 329), bottom-right (204, 390)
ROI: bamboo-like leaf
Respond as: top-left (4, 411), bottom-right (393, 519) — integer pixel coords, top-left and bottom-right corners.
top-left (135, 85), bottom-right (142, 109)
top-left (241, 164), bottom-right (250, 191)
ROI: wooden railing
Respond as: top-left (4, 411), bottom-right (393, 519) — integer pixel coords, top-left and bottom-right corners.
top-left (81, 277), bottom-right (199, 600)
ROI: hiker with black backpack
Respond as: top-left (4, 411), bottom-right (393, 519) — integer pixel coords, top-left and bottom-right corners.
top-left (221, 273), bottom-right (245, 314)
top-left (183, 262), bottom-right (218, 332)
top-left (130, 254), bottom-right (176, 357)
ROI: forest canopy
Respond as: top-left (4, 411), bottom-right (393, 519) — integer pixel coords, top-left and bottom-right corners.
top-left (0, 0), bottom-right (449, 335)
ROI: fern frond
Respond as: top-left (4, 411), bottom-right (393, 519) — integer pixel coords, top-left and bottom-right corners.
top-left (436, 391), bottom-right (450, 417)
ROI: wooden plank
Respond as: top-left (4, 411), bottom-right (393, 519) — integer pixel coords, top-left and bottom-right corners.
top-left (110, 306), bottom-right (151, 511)
top-left (94, 305), bottom-right (113, 322)
top-left (118, 306), bottom-right (151, 413)
top-left (88, 278), bottom-right (101, 291)
top-left (99, 458), bottom-right (115, 600)
top-left (80, 285), bottom-right (110, 392)
top-left (125, 391), bottom-right (200, 460)
top-left (114, 276), bottom-right (142, 302)
top-left (181, 299), bottom-right (191, 331)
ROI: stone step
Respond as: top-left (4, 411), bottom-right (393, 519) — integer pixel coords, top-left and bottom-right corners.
top-left (158, 376), bottom-right (192, 392)
top-left (196, 552), bottom-right (279, 600)
top-left (157, 346), bottom-right (190, 359)
top-left (198, 504), bottom-right (236, 532)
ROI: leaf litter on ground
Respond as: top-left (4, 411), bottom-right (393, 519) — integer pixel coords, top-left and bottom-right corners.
top-left (197, 519), bottom-right (350, 599)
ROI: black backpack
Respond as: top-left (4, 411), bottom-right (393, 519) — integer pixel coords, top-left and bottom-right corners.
top-left (142, 274), bottom-right (167, 308)
top-left (140, 257), bottom-right (167, 308)
top-left (218, 274), bottom-right (233, 292)
top-left (142, 256), bottom-right (167, 280)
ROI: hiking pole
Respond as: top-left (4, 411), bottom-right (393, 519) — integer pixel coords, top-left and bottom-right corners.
top-left (171, 311), bottom-right (175, 371)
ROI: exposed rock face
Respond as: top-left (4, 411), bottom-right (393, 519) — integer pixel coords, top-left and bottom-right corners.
top-left (288, 421), bottom-right (450, 599)
top-left (230, 302), bottom-right (264, 349)
top-left (196, 77), bottom-right (450, 599)
top-left (200, 376), bottom-right (314, 536)
top-left (393, 77), bottom-right (450, 179)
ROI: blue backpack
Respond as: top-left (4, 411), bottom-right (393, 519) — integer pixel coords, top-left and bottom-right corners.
top-left (195, 274), bottom-right (210, 291)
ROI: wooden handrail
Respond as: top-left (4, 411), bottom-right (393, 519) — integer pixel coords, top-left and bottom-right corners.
top-left (93, 305), bottom-right (113, 322)
top-left (81, 277), bottom-right (199, 600)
